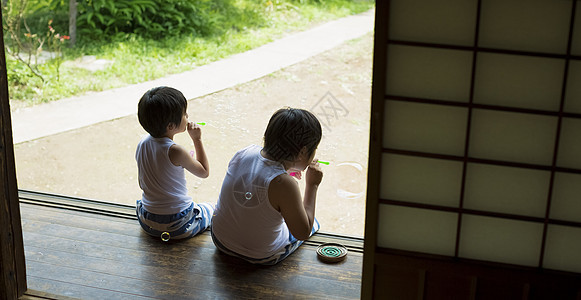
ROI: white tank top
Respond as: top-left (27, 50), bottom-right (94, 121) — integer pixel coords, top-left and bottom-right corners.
top-left (136, 135), bottom-right (192, 214)
top-left (212, 145), bottom-right (289, 259)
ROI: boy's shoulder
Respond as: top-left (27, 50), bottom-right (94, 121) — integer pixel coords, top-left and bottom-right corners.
top-left (137, 135), bottom-right (175, 153)
top-left (234, 144), bottom-right (260, 156)
top-left (138, 134), bottom-right (150, 142)
top-left (139, 135), bottom-right (174, 144)
top-left (229, 145), bottom-right (260, 165)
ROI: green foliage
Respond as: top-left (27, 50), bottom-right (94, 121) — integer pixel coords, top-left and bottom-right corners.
top-left (4, 0), bottom-right (375, 108)
top-left (75, 0), bottom-right (245, 40)
top-left (2, 0), bottom-right (70, 86)
top-left (76, 0), bottom-right (156, 38)
top-left (7, 57), bottom-right (36, 87)
top-left (15, 0), bottom-right (69, 34)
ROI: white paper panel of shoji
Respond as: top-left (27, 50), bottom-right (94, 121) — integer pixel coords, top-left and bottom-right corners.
top-left (380, 153), bottom-right (463, 207)
top-left (388, 0), bottom-right (477, 46)
top-left (383, 100), bottom-right (468, 156)
top-left (557, 118), bottom-right (581, 170)
top-left (550, 172), bottom-right (581, 223)
top-left (464, 163), bottom-right (550, 217)
top-left (377, 204), bottom-right (457, 256)
top-left (571, 2), bottom-right (581, 55)
top-left (469, 109), bottom-right (557, 165)
top-left (474, 53), bottom-right (565, 111)
top-left (565, 60), bottom-right (581, 114)
top-left (478, 0), bottom-right (571, 54)
top-left (459, 215), bottom-right (543, 267)
top-left (385, 45), bottom-right (472, 102)
top-left (543, 225), bottom-right (581, 273)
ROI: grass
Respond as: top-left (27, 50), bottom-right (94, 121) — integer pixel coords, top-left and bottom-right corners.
top-left (6, 0), bottom-right (374, 110)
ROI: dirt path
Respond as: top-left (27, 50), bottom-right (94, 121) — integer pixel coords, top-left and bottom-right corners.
top-left (14, 32), bottom-right (373, 237)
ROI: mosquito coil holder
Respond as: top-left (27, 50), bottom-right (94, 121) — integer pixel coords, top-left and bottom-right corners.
top-left (316, 243), bottom-right (348, 263)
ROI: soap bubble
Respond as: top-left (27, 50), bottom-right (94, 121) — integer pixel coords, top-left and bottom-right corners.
top-left (245, 192), bottom-right (252, 200)
top-left (161, 232), bottom-right (171, 242)
top-left (335, 162), bottom-right (365, 199)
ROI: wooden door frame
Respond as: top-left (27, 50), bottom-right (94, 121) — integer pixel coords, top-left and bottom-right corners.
top-left (360, 1), bottom-right (581, 298)
top-left (361, 1), bottom-right (388, 299)
top-left (0, 8), bottom-right (27, 299)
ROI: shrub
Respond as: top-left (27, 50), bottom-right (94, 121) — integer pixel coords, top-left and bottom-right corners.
top-left (75, 0), bottom-right (240, 40)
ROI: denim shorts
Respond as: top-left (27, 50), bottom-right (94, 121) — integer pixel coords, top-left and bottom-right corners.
top-left (136, 200), bottom-right (214, 241)
top-left (211, 218), bottom-right (320, 265)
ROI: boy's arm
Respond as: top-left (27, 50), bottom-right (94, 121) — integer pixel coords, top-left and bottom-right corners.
top-left (169, 143), bottom-right (209, 178)
top-left (301, 163), bottom-right (323, 232)
top-left (191, 136), bottom-right (209, 176)
top-left (271, 163), bottom-right (322, 240)
top-left (168, 122), bottom-right (209, 178)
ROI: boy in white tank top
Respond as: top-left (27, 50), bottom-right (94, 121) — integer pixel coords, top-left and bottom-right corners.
top-left (212, 107), bottom-right (323, 265)
top-left (135, 86), bottom-right (213, 241)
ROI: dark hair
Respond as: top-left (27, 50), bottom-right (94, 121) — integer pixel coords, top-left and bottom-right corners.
top-left (137, 86), bottom-right (187, 138)
top-left (263, 107), bottom-right (322, 162)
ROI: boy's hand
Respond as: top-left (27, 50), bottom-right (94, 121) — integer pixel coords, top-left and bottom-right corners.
top-left (305, 160), bottom-right (323, 186)
top-left (187, 122), bottom-right (202, 141)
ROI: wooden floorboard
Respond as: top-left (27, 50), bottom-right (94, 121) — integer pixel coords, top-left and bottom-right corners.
top-left (20, 203), bottom-right (362, 299)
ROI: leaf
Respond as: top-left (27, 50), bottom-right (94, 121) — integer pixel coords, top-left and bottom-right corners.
top-left (95, 12), bottom-right (105, 25)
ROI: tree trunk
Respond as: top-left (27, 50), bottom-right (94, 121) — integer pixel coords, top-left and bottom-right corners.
top-left (69, 0), bottom-right (77, 46)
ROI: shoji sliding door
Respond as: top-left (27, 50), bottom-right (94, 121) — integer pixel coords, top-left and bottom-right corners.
top-left (363, 0), bottom-right (581, 298)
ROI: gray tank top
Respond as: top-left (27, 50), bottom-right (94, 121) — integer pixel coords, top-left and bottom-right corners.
top-left (136, 135), bottom-right (192, 214)
top-left (212, 145), bottom-right (290, 259)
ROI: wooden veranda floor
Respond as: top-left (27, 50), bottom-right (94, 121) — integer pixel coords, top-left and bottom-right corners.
top-left (17, 191), bottom-right (363, 299)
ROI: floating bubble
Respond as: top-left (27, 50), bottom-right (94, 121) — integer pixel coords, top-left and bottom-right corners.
top-left (245, 192), bottom-right (253, 200)
top-left (336, 189), bottom-right (364, 199)
top-left (337, 162), bottom-right (363, 171)
top-left (335, 162), bottom-right (365, 200)
top-left (161, 232), bottom-right (171, 242)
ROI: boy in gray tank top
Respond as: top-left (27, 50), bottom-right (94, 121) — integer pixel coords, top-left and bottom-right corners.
top-left (135, 86), bottom-right (213, 241)
top-left (212, 107), bottom-right (323, 264)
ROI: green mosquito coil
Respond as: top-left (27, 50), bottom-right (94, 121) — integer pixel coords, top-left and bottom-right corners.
top-left (316, 243), bottom-right (348, 263)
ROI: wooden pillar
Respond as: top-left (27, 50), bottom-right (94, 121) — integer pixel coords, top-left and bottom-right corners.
top-left (361, 1), bottom-right (388, 299)
top-left (0, 7), bottom-right (27, 300)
